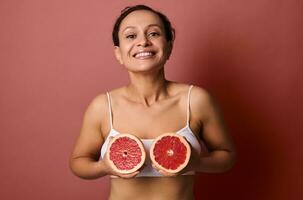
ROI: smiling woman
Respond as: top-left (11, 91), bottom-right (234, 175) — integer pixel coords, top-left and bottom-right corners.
top-left (113, 6), bottom-right (174, 75)
top-left (69, 4), bottom-right (237, 200)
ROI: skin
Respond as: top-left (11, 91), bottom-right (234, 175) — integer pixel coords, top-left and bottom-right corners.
top-left (69, 10), bottom-right (237, 200)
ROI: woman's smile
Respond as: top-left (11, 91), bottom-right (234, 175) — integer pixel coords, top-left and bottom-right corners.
top-left (133, 50), bottom-right (156, 59)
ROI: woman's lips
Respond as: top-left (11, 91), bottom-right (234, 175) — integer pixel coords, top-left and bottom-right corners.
top-left (133, 51), bottom-right (156, 59)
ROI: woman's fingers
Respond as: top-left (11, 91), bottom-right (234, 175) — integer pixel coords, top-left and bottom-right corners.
top-left (120, 171), bottom-right (140, 178)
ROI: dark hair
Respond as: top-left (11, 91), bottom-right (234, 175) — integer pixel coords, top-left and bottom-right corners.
top-left (112, 5), bottom-right (175, 46)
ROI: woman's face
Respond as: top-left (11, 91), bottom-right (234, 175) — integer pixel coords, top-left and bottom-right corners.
top-left (114, 10), bottom-right (172, 73)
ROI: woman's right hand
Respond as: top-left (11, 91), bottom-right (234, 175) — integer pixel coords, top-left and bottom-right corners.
top-left (102, 154), bottom-right (141, 178)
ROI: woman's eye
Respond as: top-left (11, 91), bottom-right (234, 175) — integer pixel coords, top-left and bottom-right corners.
top-left (148, 32), bottom-right (160, 37)
top-left (126, 34), bottom-right (136, 39)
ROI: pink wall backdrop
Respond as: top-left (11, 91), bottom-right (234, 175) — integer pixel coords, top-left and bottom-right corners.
top-left (1, 0), bottom-right (302, 199)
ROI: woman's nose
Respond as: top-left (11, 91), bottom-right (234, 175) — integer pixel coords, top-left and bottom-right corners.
top-left (137, 35), bottom-right (151, 47)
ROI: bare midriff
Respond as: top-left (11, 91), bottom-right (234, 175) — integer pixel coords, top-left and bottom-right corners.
top-left (108, 175), bottom-right (195, 200)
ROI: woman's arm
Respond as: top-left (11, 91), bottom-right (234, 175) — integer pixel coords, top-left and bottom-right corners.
top-left (69, 94), bottom-right (141, 179)
top-left (69, 94), bottom-right (109, 179)
top-left (193, 87), bottom-right (237, 173)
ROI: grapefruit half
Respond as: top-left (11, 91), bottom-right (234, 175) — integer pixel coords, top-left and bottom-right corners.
top-left (150, 133), bottom-right (191, 174)
top-left (107, 133), bottom-right (146, 174)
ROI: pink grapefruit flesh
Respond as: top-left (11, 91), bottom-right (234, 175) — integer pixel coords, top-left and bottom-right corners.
top-left (107, 133), bottom-right (146, 174)
top-left (150, 133), bottom-right (191, 174)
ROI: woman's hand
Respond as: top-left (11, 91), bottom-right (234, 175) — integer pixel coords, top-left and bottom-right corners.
top-left (102, 155), bottom-right (141, 179)
top-left (179, 144), bottom-right (202, 174)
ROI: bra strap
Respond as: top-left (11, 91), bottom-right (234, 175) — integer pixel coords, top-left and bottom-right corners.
top-left (106, 92), bottom-right (113, 130)
top-left (186, 85), bottom-right (194, 126)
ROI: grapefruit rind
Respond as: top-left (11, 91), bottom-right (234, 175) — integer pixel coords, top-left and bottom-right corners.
top-left (106, 133), bottom-right (146, 174)
top-left (150, 133), bottom-right (191, 174)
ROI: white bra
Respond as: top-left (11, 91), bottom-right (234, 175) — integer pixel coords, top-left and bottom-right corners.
top-left (99, 85), bottom-right (203, 177)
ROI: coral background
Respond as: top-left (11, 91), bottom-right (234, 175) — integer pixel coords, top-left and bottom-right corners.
top-left (1, 0), bottom-right (302, 199)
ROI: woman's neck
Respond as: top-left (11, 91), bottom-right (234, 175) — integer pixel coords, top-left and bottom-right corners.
top-left (125, 69), bottom-right (170, 107)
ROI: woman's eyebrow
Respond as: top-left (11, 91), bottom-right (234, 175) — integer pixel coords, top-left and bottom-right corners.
top-left (122, 24), bottom-right (162, 33)
top-left (146, 24), bottom-right (162, 29)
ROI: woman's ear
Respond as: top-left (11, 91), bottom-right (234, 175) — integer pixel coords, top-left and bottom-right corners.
top-left (114, 46), bottom-right (124, 65)
top-left (166, 41), bottom-right (173, 60)
top-left (167, 30), bottom-right (175, 60)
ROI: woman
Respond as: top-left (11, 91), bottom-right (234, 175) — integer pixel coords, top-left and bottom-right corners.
top-left (69, 5), bottom-right (237, 200)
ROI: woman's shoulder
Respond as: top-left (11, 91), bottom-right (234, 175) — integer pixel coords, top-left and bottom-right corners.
top-left (88, 86), bottom-right (126, 112)
top-left (83, 93), bottom-right (108, 119)
top-left (92, 86), bottom-right (123, 103)
top-left (102, 85), bottom-right (126, 98)
top-left (173, 82), bottom-right (211, 98)
top-left (167, 82), bottom-right (213, 110)
top-left (190, 85), bottom-right (220, 123)
top-left (190, 84), bottom-right (212, 101)
top-left (173, 82), bottom-right (216, 127)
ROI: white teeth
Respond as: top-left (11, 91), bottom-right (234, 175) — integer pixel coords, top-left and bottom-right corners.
top-left (135, 52), bottom-right (154, 58)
